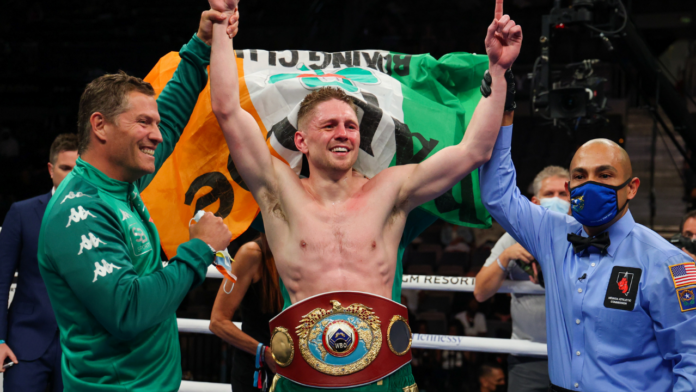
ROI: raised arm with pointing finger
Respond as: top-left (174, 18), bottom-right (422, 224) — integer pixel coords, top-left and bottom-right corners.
top-left (390, 1), bottom-right (522, 211)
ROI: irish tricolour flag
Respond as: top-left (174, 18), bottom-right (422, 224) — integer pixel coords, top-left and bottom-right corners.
top-left (142, 49), bottom-right (491, 257)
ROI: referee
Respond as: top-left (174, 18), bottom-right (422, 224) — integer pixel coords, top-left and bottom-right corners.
top-left (480, 111), bottom-right (696, 391)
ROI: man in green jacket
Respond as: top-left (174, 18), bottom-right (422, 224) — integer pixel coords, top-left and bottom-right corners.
top-left (37, 10), bottom-right (237, 392)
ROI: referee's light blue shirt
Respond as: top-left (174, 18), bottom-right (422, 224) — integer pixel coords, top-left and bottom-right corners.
top-left (480, 125), bottom-right (696, 391)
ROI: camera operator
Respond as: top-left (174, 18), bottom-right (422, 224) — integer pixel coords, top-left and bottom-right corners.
top-left (673, 211), bottom-right (696, 261)
top-left (474, 166), bottom-right (570, 392)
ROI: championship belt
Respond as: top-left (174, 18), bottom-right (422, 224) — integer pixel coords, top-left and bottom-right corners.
top-left (269, 291), bottom-right (413, 388)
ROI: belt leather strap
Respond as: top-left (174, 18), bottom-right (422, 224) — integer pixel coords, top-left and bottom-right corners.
top-left (549, 383), bottom-right (575, 392)
top-left (269, 291), bottom-right (412, 388)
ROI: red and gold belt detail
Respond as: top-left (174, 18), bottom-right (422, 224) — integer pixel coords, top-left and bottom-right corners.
top-left (269, 291), bottom-right (413, 389)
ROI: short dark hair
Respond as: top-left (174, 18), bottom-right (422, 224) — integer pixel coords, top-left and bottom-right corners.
top-left (77, 71), bottom-right (155, 154)
top-left (49, 133), bottom-right (78, 164)
top-left (297, 87), bottom-right (358, 131)
top-left (478, 363), bottom-right (502, 379)
top-left (680, 210), bottom-right (696, 234)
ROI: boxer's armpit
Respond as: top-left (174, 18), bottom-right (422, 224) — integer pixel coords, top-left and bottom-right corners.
top-left (261, 189), bottom-right (287, 222)
top-left (388, 201), bottom-right (407, 226)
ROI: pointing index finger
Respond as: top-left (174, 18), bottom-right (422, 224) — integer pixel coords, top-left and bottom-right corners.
top-left (495, 0), bottom-right (503, 21)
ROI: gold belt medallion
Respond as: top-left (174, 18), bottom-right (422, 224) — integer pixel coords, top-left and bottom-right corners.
top-left (270, 327), bottom-right (294, 367)
top-left (295, 300), bottom-right (382, 376)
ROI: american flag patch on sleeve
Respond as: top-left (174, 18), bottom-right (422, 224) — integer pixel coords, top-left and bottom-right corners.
top-left (669, 263), bottom-right (696, 288)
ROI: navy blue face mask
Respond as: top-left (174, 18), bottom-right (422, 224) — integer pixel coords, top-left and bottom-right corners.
top-left (569, 177), bottom-right (633, 227)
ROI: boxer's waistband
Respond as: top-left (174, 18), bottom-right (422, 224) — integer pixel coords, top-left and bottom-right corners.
top-left (269, 291), bottom-right (413, 389)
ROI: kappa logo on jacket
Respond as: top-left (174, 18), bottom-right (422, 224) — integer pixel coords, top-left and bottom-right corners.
top-left (120, 209), bottom-right (132, 221)
top-left (78, 233), bottom-right (106, 255)
top-left (61, 191), bottom-right (91, 204)
top-left (92, 260), bottom-right (121, 282)
top-left (66, 206), bottom-right (96, 227)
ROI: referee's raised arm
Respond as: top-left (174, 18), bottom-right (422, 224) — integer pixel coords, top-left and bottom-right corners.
top-left (479, 110), bottom-right (568, 269)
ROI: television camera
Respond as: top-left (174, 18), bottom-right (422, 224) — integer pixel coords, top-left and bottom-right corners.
top-left (531, 0), bottom-right (628, 124)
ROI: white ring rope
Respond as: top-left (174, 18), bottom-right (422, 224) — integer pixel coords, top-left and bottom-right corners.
top-left (206, 266), bottom-right (546, 294)
top-left (180, 380), bottom-right (230, 392)
top-left (177, 317), bottom-right (547, 392)
top-left (177, 318), bottom-right (547, 356)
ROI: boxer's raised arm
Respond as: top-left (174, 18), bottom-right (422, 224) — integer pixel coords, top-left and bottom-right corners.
top-left (210, 12), bottom-right (277, 197)
top-left (396, 1), bottom-right (522, 211)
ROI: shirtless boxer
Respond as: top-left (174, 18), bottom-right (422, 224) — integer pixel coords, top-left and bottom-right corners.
top-left (209, 1), bottom-right (522, 390)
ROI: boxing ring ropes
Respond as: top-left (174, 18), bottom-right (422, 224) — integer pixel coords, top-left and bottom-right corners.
top-left (177, 266), bottom-right (548, 392)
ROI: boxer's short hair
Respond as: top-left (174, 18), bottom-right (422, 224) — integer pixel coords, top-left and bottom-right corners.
top-left (49, 133), bottom-right (78, 164)
top-left (297, 87), bottom-right (358, 131)
top-left (77, 71), bottom-right (155, 154)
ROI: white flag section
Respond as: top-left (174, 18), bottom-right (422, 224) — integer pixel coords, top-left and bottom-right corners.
top-left (240, 49), bottom-right (403, 178)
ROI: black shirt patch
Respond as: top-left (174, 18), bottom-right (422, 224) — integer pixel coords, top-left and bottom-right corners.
top-left (604, 266), bottom-right (642, 311)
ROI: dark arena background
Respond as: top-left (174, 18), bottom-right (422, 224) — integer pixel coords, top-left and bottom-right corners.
top-left (0, 0), bottom-right (695, 391)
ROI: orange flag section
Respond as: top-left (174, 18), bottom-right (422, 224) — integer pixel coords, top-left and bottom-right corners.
top-left (142, 51), bottom-right (265, 258)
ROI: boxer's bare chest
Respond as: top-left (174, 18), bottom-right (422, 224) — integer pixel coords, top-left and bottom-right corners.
top-left (262, 173), bottom-right (407, 303)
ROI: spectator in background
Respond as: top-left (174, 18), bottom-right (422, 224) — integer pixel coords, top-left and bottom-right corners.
top-left (478, 363), bottom-right (506, 392)
top-left (681, 155), bottom-right (696, 211)
top-left (441, 223), bottom-right (475, 252)
top-left (0, 129), bottom-right (19, 159)
top-left (472, 222), bottom-right (506, 249)
top-left (474, 166), bottom-right (570, 392)
top-left (209, 234), bottom-right (281, 392)
top-left (455, 297), bottom-right (487, 337)
top-left (440, 321), bottom-right (470, 391)
top-left (0, 133), bottom-right (78, 392)
top-left (411, 322), bottom-right (439, 391)
top-left (678, 210), bottom-right (696, 261)
top-left (400, 294), bottom-right (417, 324)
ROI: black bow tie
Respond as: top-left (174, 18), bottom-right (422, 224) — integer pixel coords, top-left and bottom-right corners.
top-left (567, 232), bottom-right (611, 254)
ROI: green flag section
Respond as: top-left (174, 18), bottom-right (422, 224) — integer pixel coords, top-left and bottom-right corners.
top-left (389, 52), bottom-right (491, 227)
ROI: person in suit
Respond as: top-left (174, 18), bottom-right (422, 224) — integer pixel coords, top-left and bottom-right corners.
top-left (0, 133), bottom-right (78, 391)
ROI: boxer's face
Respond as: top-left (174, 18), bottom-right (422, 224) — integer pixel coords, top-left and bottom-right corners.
top-left (296, 99), bottom-right (360, 174)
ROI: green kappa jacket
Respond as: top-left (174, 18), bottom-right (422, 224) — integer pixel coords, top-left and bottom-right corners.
top-left (38, 34), bottom-right (212, 392)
